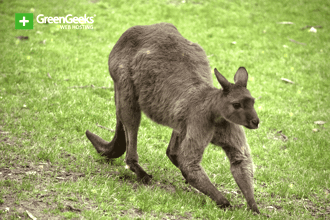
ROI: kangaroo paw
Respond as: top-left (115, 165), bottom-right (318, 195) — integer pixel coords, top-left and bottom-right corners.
top-left (249, 203), bottom-right (260, 214)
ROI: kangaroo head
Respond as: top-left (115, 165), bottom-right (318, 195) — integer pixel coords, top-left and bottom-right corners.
top-left (214, 67), bottom-right (259, 129)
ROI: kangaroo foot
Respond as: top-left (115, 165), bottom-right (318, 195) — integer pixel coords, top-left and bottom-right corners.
top-left (216, 200), bottom-right (232, 209)
top-left (138, 173), bottom-right (153, 184)
top-left (127, 162), bottom-right (153, 184)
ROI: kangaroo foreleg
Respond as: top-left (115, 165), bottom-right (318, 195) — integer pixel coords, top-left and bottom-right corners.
top-left (229, 153), bottom-right (260, 213)
top-left (177, 137), bottom-right (231, 208)
top-left (166, 131), bottom-right (185, 168)
top-left (180, 164), bottom-right (231, 208)
top-left (212, 120), bottom-right (260, 213)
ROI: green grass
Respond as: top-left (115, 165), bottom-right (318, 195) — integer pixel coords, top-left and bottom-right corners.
top-left (1, 0), bottom-right (330, 219)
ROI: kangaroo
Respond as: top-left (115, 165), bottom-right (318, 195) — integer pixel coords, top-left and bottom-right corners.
top-left (86, 23), bottom-right (260, 213)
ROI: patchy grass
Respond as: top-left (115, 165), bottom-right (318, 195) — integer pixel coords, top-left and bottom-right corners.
top-left (1, 0), bottom-right (330, 219)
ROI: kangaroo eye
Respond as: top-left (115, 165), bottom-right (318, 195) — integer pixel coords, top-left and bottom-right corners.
top-left (232, 103), bottom-right (241, 109)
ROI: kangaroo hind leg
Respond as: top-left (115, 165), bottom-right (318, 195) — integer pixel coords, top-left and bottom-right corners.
top-left (116, 75), bottom-right (152, 184)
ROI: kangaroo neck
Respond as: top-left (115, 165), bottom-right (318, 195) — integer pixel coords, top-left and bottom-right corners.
top-left (186, 86), bottom-right (223, 123)
top-left (203, 88), bottom-right (225, 124)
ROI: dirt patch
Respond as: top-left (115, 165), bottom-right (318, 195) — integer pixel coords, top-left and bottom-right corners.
top-left (0, 126), bottom-right (195, 219)
top-left (0, 123), bottom-right (101, 219)
top-left (0, 129), bottom-right (96, 219)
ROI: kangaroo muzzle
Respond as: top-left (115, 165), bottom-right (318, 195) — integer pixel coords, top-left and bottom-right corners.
top-left (250, 118), bottom-right (259, 129)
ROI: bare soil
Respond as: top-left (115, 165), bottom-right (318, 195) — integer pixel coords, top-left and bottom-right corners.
top-left (0, 125), bottom-right (194, 219)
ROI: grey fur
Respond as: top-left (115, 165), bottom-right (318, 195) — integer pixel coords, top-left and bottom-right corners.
top-left (86, 23), bottom-right (260, 213)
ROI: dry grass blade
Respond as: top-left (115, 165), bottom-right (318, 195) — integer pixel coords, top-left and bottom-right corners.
top-left (26, 210), bottom-right (37, 220)
top-left (281, 78), bottom-right (294, 84)
top-left (314, 121), bottom-right (326, 125)
top-left (96, 123), bottom-right (115, 132)
top-left (289, 38), bottom-right (306, 45)
top-left (278, 21), bottom-right (294, 24)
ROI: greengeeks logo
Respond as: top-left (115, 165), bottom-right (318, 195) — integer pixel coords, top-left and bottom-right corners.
top-left (15, 13), bottom-right (33, 30)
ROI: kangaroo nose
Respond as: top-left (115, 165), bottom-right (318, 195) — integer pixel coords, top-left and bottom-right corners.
top-left (251, 118), bottom-right (259, 127)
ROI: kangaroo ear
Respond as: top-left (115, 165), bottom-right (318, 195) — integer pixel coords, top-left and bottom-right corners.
top-left (234, 67), bottom-right (248, 87)
top-left (214, 68), bottom-right (230, 92)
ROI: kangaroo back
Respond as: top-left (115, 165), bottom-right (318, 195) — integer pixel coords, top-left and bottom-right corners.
top-left (109, 23), bottom-right (213, 130)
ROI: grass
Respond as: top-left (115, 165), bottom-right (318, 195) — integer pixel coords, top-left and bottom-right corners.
top-left (0, 0), bottom-right (329, 219)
